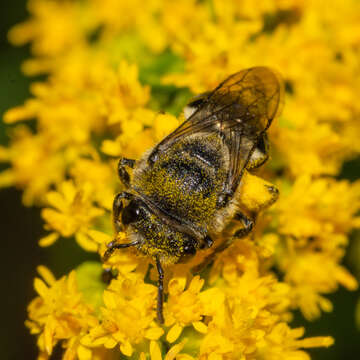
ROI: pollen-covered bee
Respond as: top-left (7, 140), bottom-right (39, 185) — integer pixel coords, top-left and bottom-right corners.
top-left (103, 67), bottom-right (284, 323)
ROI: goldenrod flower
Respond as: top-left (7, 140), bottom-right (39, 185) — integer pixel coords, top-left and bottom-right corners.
top-left (40, 180), bottom-right (105, 250)
top-left (25, 266), bottom-right (98, 360)
top-left (272, 175), bottom-right (359, 319)
top-left (2, 0), bottom-right (360, 359)
top-left (82, 274), bottom-right (163, 357)
top-left (165, 276), bottom-right (208, 342)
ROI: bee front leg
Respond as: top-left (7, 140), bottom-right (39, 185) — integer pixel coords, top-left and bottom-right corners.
top-left (118, 157), bottom-right (136, 187)
top-left (155, 256), bottom-right (165, 324)
top-left (233, 212), bottom-right (255, 238)
top-left (113, 191), bottom-right (133, 232)
top-left (102, 239), bottom-right (140, 261)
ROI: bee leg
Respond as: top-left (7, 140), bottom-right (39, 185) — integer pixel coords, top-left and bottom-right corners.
top-left (199, 235), bottom-right (213, 249)
top-left (118, 157), bottom-right (136, 187)
top-left (233, 212), bottom-right (255, 238)
top-left (192, 214), bottom-right (255, 274)
top-left (263, 185), bottom-right (279, 207)
top-left (247, 133), bottom-right (269, 170)
top-left (113, 191), bottom-right (133, 232)
top-left (102, 239), bottom-right (140, 262)
top-left (101, 268), bottom-right (116, 284)
top-left (155, 256), bottom-right (165, 324)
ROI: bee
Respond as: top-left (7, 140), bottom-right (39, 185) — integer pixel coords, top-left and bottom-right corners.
top-left (103, 67), bottom-right (284, 323)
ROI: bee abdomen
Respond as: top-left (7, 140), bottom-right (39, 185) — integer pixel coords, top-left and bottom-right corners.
top-left (181, 140), bottom-right (222, 170)
top-left (135, 134), bottom-right (229, 226)
top-left (160, 157), bottom-right (213, 196)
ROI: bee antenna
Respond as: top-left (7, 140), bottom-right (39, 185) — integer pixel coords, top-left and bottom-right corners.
top-left (102, 239), bottom-right (139, 262)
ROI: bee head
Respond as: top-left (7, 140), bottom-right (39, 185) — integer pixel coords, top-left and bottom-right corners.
top-left (118, 195), bottom-right (200, 264)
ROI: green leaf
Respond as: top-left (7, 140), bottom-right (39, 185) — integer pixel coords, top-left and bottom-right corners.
top-left (138, 49), bottom-right (185, 86)
top-left (76, 261), bottom-right (107, 313)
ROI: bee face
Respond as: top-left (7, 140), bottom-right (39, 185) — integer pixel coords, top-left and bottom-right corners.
top-left (117, 194), bottom-right (200, 263)
top-left (104, 67), bottom-right (284, 323)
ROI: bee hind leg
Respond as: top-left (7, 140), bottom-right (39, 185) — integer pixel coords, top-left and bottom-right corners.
top-left (118, 157), bottom-right (136, 187)
top-left (233, 212), bottom-right (255, 238)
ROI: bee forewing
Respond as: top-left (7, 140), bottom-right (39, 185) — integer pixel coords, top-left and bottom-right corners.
top-left (150, 67), bottom-right (284, 194)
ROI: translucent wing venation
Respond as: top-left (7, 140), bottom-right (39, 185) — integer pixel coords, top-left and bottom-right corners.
top-left (150, 66), bottom-right (284, 194)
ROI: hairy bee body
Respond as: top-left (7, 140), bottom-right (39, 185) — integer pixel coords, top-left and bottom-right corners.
top-left (130, 132), bottom-right (233, 264)
top-left (103, 67), bottom-right (284, 323)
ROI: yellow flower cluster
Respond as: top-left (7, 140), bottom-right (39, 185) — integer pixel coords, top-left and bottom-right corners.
top-left (2, 0), bottom-right (360, 359)
top-left (25, 266), bottom-right (99, 360)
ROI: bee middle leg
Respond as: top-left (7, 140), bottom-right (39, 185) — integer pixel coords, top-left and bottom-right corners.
top-left (192, 212), bottom-right (254, 274)
top-left (118, 157), bottom-right (136, 187)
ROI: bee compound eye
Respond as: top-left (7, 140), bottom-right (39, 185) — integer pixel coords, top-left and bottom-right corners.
top-left (121, 200), bottom-right (142, 225)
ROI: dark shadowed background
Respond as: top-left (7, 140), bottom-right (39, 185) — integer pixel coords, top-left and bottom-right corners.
top-left (0, 2), bottom-right (359, 359)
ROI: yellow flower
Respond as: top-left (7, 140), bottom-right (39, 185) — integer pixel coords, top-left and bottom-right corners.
top-left (0, 126), bottom-right (67, 205)
top-left (2, 55), bottom-right (150, 205)
top-left (271, 175), bottom-right (360, 318)
top-left (25, 266), bottom-right (98, 360)
top-left (281, 249), bottom-right (358, 320)
top-left (8, 0), bottom-right (94, 57)
top-left (3, 0), bottom-right (359, 359)
top-left (40, 181), bottom-right (104, 251)
top-left (276, 176), bottom-right (360, 239)
top-left (259, 324), bottom-right (333, 360)
top-left (82, 274), bottom-right (163, 357)
top-left (69, 157), bottom-right (117, 211)
top-left (165, 275), bottom-right (208, 343)
top-left (102, 110), bottom-right (180, 158)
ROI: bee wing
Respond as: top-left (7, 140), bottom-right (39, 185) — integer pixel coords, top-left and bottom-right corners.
top-left (151, 67), bottom-right (284, 193)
